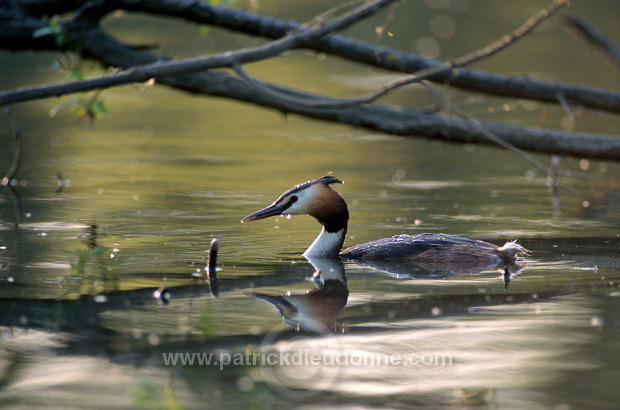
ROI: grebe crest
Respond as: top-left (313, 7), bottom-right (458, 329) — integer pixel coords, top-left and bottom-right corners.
top-left (241, 175), bottom-right (529, 264)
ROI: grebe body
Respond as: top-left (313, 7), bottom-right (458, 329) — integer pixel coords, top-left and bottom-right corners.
top-left (241, 175), bottom-right (527, 265)
top-left (341, 233), bottom-right (524, 265)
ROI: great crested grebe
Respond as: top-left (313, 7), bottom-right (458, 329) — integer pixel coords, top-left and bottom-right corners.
top-left (241, 175), bottom-right (528, 265)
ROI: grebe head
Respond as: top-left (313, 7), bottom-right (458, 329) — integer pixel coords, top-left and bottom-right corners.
top-left (241, 175), bottom-right (348, 231)
top-left (241, 175), bottom-right (349, 258)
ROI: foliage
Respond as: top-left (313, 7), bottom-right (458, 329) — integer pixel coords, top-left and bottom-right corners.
top-left (33, 15), bottom-right (78, 48)
top-left (70, 234), bottom-right (120, 296)
top-left (197, 302), bottom-right (217, 338)
top-left (49, 93), bottom-right (109, 122)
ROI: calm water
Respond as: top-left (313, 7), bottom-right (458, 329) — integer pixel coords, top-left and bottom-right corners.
top-left (1, 0), bottom-right (619, 408)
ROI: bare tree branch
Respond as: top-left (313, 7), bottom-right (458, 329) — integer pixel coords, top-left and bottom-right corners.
top-left (0, 0), bottom-right (618, 161)
top-left (76, 25), bottom-right (620, 159)
top-left (0, 0), bottom-right (619, 113)
top-left (0, 0), bottom-right (399, 106)
top-left (85, 0), bottom-right (620, 114)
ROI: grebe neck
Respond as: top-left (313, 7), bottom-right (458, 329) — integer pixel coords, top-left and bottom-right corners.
top-left (303, 192), bottom-right (349, 259)
top-left (303, 225), bottom-right (347, 259)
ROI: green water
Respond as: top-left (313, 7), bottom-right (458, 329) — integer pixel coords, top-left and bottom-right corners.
top-left (1, 0), bottom-right (619, 408)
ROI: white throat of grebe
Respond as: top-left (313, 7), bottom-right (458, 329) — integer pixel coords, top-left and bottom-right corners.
top-left (241, 175), bottom-right (349, 259)
top-left (303, 225), bottom-right (347, 259)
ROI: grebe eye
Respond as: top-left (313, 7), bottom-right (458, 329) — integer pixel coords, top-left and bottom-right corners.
top-left (289, 195), bottom-right (298, 204)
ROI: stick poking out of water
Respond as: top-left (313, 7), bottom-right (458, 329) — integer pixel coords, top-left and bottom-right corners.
top-left (206, 238), bottom-right (219, 298)
top-left (207, 238), bottom-right (219, 274)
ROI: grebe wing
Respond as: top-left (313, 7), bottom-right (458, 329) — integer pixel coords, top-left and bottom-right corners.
top-left (340, 233), bottom-right (499, 261)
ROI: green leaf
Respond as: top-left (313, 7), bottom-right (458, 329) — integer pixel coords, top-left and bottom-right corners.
top-left (89, 100), bottom-right (109, 118)
top-left (33, 26), bottom-right (53, 38)
top-left (68, 68), bottom-right (85, 80)
top-left (49, 97), bottom-right (79, 117)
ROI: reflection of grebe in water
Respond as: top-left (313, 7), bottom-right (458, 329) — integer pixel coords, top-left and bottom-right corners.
top-left (244, 258), bottom-right (348, 333)
top-left (241, 175), bottom-right (528, 274)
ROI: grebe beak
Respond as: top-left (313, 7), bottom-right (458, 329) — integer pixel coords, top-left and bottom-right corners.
top-left (241, 203), bottom-right (290, 223)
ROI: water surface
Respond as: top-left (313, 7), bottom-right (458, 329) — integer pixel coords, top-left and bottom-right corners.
top-left (1, 0), bottom-right (619, 408)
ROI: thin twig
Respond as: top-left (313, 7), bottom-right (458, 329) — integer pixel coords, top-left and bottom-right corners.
top-left (299, 0), bottom-right (368, 30)
top-left (1, 108), bottom-right (22, 186)
top-left (452, 0), bottom-right (569, 67)
top-left (556, 93), bottom-right (575, 122)
top-left (422, 81), bottom-right (582, 198)
top-left (0, 109), bottom-right (24, 231)
top-left (564, 16), bottom-right (620, 68)
top-left (548, 155), bottom-right (562, 216)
